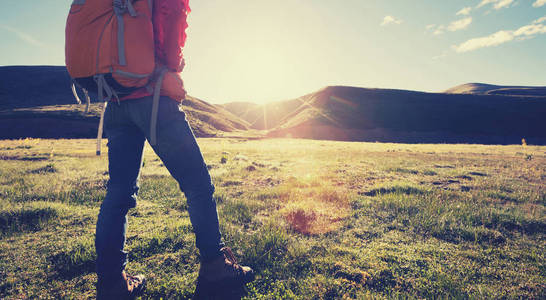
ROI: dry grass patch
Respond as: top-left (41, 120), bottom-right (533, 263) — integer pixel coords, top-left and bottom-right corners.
top-left (280, 185), bottom-right (351, 235)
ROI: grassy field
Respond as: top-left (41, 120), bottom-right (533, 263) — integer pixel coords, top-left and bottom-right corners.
top-left (0, 138), bottom-right (544, 299)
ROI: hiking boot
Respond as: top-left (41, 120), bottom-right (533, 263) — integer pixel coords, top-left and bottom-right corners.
top-left (198, 247), bottom-right (255, 286)
top-left (96, 271), bottom-right (146, 300)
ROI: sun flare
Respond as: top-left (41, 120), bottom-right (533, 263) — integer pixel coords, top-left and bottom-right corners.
top-left (222, 42), bottom-right (296, 103)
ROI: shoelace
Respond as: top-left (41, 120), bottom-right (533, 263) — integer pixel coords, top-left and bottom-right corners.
top-left (221, 248), bottom-right (244, 273)
top-left (126, 275), bottom-right (143, 291)
top-left (222, 248), bottom-right (237, 264)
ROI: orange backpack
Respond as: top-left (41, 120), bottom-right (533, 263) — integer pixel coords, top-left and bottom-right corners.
top-left (65, 0), bottom-right (185, 154)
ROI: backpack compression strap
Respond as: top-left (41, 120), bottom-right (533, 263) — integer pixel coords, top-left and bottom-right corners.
top-left (70, 78), bottom-right (107, 156)
top-left (113, 0), bottom-right (137, 66)
top-left (93, 74), bottom-right (120, 156)
top-left (96, 102), bottom-right (108, 156)
top-left (71, 81), bottom-right (91, 113)
top-left (149, 67), bottom-right (167, 146)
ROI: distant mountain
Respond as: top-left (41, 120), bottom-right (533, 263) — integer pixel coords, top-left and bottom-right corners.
top-left (0, 66), bottom-right (75, 109)
top-left (181, 95), bottom-right (251, 135)
top-left (223, 86), bottom-right (546, 145)
top-left (0, 66), bottom-right (250, 139)
top-left (2, 66), bottom-right (546, 144)
top-left (445, 83), bottom-right (546, 97)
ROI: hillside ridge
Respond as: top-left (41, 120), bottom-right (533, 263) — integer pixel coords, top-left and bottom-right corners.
top-left (0, 66), bottom-right (251, 139)
top-left (445, 82), bottom-right (546, 96)
top-left (223, 85), bottom-right (546, 144)
top-left (2, 66), bottom-right (546, 144)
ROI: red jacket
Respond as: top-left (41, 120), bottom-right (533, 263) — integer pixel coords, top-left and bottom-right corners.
top-left (122, 0), bottom-right (190, 101)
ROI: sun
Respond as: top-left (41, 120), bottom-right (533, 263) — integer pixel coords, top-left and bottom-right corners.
top-left (226, 42), bottom-right (296, 104)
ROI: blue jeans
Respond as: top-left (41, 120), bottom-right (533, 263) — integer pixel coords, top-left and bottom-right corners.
top-left (95, 96), bottom-right (224, 280)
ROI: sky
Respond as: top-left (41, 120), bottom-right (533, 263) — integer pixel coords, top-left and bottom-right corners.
top-left (0, 0), bottom-right (545, 104)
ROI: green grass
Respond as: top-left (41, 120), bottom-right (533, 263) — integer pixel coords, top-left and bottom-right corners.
top-left (0, 201), bottom-right (62, 236)
top-left (0, 138), bottom-right (544, 299)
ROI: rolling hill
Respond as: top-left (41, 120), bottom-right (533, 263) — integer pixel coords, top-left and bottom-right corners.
top-left (223, 85), bottom-right (546, 145)
top-left (0, 66), bottom-right (251, 139)
top-left (445, 83), bottom-right (546, 97)
top-left (2, 66), bottom-right (545, 144)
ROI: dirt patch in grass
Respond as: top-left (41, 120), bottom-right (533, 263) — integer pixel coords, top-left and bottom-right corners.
top-left (285, 209), bottom-right (318, 234)
top-left (281, 187), bottom-right (350, 235)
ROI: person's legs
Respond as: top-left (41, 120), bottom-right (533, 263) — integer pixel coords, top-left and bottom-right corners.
top-left (127, 96), bottom-right (224, 261)
top-left (95, 102), bottom-right (146, 282)
top-left (106, 95), bottom-right (254, 292)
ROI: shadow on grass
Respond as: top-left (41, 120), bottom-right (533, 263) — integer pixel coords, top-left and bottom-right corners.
top-left (431, 227), bottom-right (506, 245)
top-left (28, 164), bottom-right (57, 174)
top-left (0, 155), bottom-right (49, 161)
top-left (127, 225), bottom-right (194, 262)
top-left (0, 205), bottom-right (59, 236)
top-left (487, 191), bottom-right (521, 203)
top-left (6, 179), bottom-right (106, 206)
top-left (49, 240), bottom-right (96, 279)
top-left (390, 167), bottom-right (419, 175)
top-left (361, 186), bottom-right (427, 197)
top-left (371, 191), bottom-right (545, 246)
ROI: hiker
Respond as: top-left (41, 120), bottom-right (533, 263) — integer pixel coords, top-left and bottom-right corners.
top-left (65, 0), bottom-right (254, 298)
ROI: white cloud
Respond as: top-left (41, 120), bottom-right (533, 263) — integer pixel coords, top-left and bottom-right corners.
top-left (477, 0), bottom-right (497, 8)
top-left (0, 25), bottom-right (46, 47)
top-left (513, 23), bottom-right (546, 36)
top-left (448, 17), bottom-right (473, 31)
top-left (381, 15), bottom-right (403, 26)
top-left (453, 30), bottom-right (514, 52)
top-left (493, 0), bottom-right (514, 9)
top-left (533, 16), bottom-right (546, 24)
top-left (429, 17), bottom-right (472, 35)
top-left (456, 7), bottom-right (472, 16)
top-left (453, 16), bottom-right (546, 53)
top-left (477, 0), bottom-right (514, 10)
top-left (533, 0), bottom-right (546, 7)
top-left (433, 25), bottom-right (445, 35)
